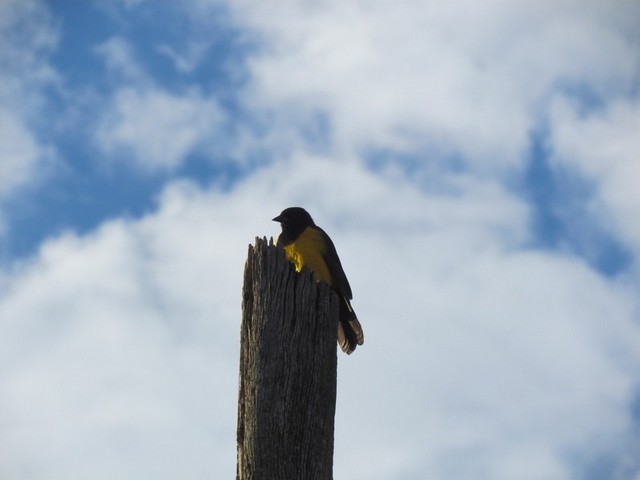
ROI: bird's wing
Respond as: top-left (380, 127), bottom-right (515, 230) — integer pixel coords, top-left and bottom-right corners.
top-left (316, 226), bottom-right (353, 300)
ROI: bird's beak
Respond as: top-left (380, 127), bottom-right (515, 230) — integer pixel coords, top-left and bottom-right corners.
top-left (272, 215), bottom-right (283, 223)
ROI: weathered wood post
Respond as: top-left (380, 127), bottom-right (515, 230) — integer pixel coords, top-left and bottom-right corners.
top-left (237, 237), bottom-right (339, 480)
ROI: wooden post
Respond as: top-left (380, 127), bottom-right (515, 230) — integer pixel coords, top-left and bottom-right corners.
top-left (236, 237), bottom-right (339, 480)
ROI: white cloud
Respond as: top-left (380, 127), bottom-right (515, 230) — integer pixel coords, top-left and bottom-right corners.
top-left (93, 36), bottom-right (227, 172)
top-left (343, 242), bottom-right (639, 479)
top-left (94, 37), bottom-right (148, 83)
top-left (1, 157), bottom-right (639, 478)
top-left (0, 110), bottom-right (43, 198)
top-left (0, 0), bottom-right (58, 112)
top-left (0, 0), bottom-right (58, 236)
top-left (157, 42), bottom-right (210, 74)
top-left (225, 1), bottom-right (638, 173)
top-left (96, 86), bottom-right (224, 171)
top-left (0, 186), bottom-right (251, 479)
top-left (1, 1), bottom-right (639, 479)
top-left (550, 98), bottom-right (640, 251)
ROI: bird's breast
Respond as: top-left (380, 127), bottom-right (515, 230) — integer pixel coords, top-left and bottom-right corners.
top-left (283, 227), bottom-right (333, 286)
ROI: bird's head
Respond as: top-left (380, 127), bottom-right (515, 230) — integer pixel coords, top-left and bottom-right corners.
top-left (273, 207), bottom-right (315, 239)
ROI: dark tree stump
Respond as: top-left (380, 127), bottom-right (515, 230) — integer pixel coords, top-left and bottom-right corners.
top-left (236, 237), bottom-right (338, 480)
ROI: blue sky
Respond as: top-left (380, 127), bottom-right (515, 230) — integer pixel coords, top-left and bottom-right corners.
top-left (1, 1), bottom-right (639, 479)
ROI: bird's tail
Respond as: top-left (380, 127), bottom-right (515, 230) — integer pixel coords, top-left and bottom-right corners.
top-left (338, 298), bottom-right (364, 354)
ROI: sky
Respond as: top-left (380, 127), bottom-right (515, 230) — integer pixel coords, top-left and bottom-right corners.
top-left (1, 1), bottom-right (639, 479)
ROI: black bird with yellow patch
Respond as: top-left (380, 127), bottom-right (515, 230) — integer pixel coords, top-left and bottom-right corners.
top-left (273, 207), bottom-right (364, 354)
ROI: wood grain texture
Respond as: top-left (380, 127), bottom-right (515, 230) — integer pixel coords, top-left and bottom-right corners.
top-left (237, 237), bottom-right (338, 480)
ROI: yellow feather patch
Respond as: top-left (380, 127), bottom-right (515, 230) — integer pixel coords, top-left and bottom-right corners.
top-left (283, 227), bottom-right (333, 286)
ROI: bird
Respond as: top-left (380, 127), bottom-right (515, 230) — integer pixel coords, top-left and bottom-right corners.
top-left (272, 207), bottom-right (364, 354)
